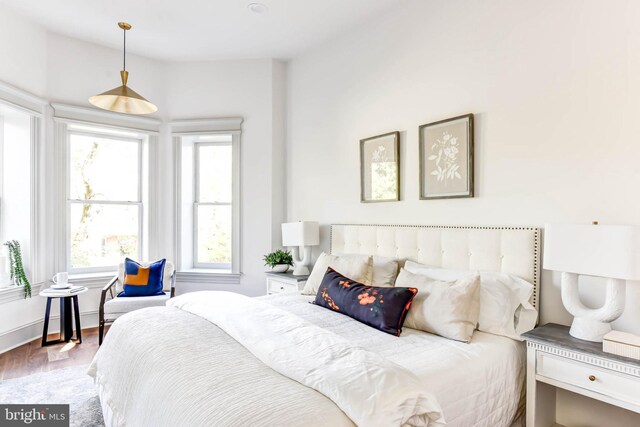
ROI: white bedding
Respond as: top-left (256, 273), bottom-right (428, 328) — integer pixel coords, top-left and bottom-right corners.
top-left (261, 293), bottom-right (526, 427)
top-left (90, 292), bottom-right (525, 427)
top-left (168, 292), bottom-right (444, 427)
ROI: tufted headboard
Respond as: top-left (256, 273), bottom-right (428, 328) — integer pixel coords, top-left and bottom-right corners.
top-left (330, 224), bottom-right (541, 309)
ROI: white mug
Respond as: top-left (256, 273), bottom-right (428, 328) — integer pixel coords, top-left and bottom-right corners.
top-left (52, 272), bottom-right (69, 286)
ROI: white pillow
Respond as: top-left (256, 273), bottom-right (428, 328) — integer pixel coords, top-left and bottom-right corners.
top-left (302, 253), bottom-right (371, 295)
top-left (404, 260), bottom-right (538, 340)
top-left (369, 256), bottom-right (399, 286)
top-left (339, 254), bottom-right (398, 286)
top-left (397, 269), bottom-right (480, 342)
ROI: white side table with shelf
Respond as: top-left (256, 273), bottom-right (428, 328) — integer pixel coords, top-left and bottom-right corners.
top-left (523, 323), bottom-right (640, 427)
top-left (265, 271), bottom-right (308, 295)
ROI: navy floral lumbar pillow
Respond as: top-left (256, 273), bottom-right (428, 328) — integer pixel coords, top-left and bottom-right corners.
top-left (314, 267), bottom-right (418, 336)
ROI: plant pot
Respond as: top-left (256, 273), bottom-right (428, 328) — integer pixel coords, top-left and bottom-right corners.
top-left (269, 264), bottom-right (290, 273)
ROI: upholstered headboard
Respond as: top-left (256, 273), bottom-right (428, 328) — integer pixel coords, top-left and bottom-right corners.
top-left (330, 224), bottom-right (541, 309)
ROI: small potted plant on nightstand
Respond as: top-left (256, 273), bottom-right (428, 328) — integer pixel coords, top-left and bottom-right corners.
top-left (263, 249), bottom-right (293, 273)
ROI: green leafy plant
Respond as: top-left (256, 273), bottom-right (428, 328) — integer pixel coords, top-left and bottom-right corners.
top-left (263, 249), bottom-right (293, 268)
top-left (4, 240), bottom-right (31, 298)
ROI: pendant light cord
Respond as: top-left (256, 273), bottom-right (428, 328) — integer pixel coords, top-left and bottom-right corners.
top-left (123, 27), bottom-right (127, 71)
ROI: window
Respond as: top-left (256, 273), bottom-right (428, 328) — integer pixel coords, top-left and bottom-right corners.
top-left (174, 118), bottom-right (241, 277)
top-left (194, 141), bottom-right (233, 268)
top-left (67, 125), bottom-right (147, 273)
top-left (0, 102), bottom-right (35, 285)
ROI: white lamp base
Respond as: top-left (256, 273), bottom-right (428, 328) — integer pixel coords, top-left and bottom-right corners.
top-left (292, 264), bottom-right (310, 276)
top-left (561, 272), bottom-right (626, 343)
top-left (290, 246), bottom-right (312, 276)
top-left (569, 317), bottom-right (612, 342)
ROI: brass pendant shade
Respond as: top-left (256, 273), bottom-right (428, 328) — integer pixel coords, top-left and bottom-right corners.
top-left (89, 22), bottom-right (157, 115)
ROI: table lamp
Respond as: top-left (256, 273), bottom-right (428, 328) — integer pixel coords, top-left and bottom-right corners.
top-left (281, 221), bottom-right (319, 275)
top-left (543, 222), bottom-right (640, 342)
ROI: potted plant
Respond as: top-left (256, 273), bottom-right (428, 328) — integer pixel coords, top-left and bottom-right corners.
top-left (4, 240), bottom-right (31, 298)
top-left (263, 249), bottom-right (293, 273)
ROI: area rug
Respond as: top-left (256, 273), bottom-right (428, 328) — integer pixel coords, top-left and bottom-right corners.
top-left (0, 365), bottom-right (104, 427)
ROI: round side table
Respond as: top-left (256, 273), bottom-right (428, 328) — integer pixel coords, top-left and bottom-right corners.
top-left (39, 286), bottom-right (88, 347)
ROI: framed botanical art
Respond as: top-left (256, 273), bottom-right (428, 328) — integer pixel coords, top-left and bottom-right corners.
top-left (419, 114), bottom-right (474, 200)
top-left (360, 131), bottom-right (400, 203)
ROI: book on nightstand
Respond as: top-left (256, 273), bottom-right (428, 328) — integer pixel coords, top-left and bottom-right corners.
top-left (43, 285), bottom-right (87, 295)
top-left (603, 330), bottom-right (640, 360)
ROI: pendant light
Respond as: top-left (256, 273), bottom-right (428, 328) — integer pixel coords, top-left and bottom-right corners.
top-left (89, 22), bottom-right (157, 115)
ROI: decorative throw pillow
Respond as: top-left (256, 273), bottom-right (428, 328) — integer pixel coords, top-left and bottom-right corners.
top-left (396, 269), bottom-right (481, 342)
top-left (302, 253), bottom-right (371, 295)
top-left (314, 267), bottom-right (417, 336)
top-left (338, 254), bottom-right (398, 286)
top-left (403, 260), bottom-right (538, 340)
top-left (119, 258), bottom-right (166, 297)
top-left (368, 256), bottom-right (399, 286)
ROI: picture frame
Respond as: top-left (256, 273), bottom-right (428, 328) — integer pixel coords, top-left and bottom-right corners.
top-left (419, 114), bottom-right (474, 200)
top-left (360, 131), bottom-right (400, 203)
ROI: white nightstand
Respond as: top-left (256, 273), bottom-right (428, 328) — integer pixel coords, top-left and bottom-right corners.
top-left (265, 271), bottom-right (309, 295)
top-left (523, 323), bottom-right (640, 427)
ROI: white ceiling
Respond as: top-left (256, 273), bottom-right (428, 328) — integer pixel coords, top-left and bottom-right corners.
top-left (0, 0), bottom-right (399, 61)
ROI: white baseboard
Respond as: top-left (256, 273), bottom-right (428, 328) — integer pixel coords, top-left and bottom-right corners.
top-left (0, 310), bottom-right (99, 354)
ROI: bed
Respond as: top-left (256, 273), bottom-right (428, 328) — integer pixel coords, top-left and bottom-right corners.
top-left (89, 224), bottom-right (541, 427)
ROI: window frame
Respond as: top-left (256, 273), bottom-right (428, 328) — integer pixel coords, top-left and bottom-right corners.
top-left (172, 118), bottom-right (242, 278)
top-left (65, 127), bottom-right (145, 274)
top-left (0, 98), bottom-right (41, 286)
top-left (192, 141), bottom-right (233, 270)
top-left (0, 81), bottom-right (47, 302)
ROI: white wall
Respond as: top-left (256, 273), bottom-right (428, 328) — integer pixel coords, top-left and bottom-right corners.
top-left (271, 60), bottom-right (287, 251)
top-left (287, 0), bottom-right (640, 424)
top-left (0, 7), bottom-right (47, 96)
top-left (287, 0), bottom-right (640, 331)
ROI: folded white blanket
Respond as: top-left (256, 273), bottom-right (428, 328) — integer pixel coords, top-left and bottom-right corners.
top-left (168, 291), bottom-right (444, 427)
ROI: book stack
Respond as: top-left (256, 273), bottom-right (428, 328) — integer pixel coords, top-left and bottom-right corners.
top-left (603, 330), bottom-right (640, 361)
top-left (44, 285), bottom-right (87, 295)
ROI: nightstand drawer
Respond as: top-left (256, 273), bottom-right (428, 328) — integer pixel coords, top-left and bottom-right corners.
top-left (537, 351), bottom-right (640, 407)
top-left (267, 280), bottom-right (299, 294)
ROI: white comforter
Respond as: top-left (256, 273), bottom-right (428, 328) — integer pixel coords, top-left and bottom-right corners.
top-left (168, 291), bottom-right (444, 427)
top-left (89, 292), bottom-right (525, 427)
top-left (263, 294), bottom-right (526, 427)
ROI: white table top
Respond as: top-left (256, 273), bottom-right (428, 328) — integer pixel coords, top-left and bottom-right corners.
top-left (39, 286), bottom-right (88, 298)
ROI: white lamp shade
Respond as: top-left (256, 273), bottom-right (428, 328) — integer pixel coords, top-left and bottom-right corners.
top-left (282, 222), bottom-right (319, 247)
top-left (543, 223), bottom-right (640, 280)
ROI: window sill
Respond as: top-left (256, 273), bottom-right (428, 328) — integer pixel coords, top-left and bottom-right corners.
top-left (0, 282), bottom-right (44, 304)
top-left (69, 272), bottom-right (116, 288)
top-left (176, 269), bottom-right (240, 284)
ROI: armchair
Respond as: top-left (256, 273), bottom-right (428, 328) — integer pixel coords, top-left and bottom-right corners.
top-left (99, 261), bottom-right (176, 345)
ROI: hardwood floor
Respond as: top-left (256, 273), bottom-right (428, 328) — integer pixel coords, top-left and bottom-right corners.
top-left (0, 327), bottom-right (107, 381)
